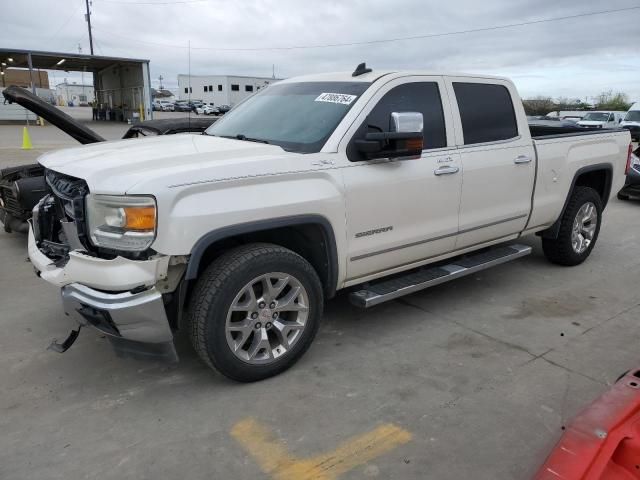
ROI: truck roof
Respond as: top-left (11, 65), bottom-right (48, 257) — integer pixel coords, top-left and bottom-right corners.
top-left (278, 69), bottom-right (511, 84)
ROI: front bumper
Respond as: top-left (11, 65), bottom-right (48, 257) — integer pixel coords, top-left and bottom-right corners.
top-left (62, 283), bottom-right (173, 343)
top-left (28, 222), bottom-right (177, 361)
top-left (28, 221), bottom-right (170, 290)
top-left (62, 283), bottom-right (177, 362)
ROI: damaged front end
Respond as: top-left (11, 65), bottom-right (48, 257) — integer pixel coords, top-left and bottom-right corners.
top-left (29, 169), bottom-right (179, 363)
top-left (0, 163), bottom-right (46, 234)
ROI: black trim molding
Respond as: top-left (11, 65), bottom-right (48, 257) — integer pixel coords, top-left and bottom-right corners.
top-left (185, 215), bottom-right (339, 297)
top-left (541, 163), bottom-right (613, 239)
top-left (351, 213), bottom-right (528, 261)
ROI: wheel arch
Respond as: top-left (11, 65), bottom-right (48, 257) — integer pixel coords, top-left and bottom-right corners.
top-left (540, 163), bottom-right (612, 239)
top-left (184, 215), bottom-right (339, 298)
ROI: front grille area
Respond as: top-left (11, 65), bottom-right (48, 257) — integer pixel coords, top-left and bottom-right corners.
top-left (35, 170), bottom-right (90, 262)
top-left (44, 170), bottom-right (88, 225)
top-left (46, 169), bottom-right (89, 201)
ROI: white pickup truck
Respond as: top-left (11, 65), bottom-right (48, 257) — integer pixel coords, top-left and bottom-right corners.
top-left (28, 64), bottom-right (632, 381)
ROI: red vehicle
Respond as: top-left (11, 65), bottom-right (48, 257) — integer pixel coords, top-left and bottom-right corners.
top-left (534, 368), bottom-right (640, 479)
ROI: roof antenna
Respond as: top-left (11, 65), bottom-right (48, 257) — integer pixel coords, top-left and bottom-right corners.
top-left (352, 62), bottom-right (372, 77)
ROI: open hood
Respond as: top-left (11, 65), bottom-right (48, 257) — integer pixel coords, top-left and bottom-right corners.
top-left (2, 85), bottom-right (105, 144)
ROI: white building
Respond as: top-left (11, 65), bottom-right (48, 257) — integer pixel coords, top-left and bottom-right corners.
top-left (177, 74), bottom-right (280, 106)
top-left (55, 82), bottom-right (94, 106)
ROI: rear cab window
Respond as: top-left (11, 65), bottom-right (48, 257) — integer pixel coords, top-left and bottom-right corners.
top-left (452, 82), bottom-right (519, 145)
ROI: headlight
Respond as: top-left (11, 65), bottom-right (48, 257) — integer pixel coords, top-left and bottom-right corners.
top-left (86, 194), bottom-right (157, 251)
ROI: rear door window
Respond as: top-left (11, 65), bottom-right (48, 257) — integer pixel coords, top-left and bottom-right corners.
top-left (453, 82), bottom-right (518, 145)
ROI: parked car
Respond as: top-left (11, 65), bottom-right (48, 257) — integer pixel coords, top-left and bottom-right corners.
top-left (577, 111), bottom-right (626, 129)
top-left (173, 102), bottom-right (192, 112)
top-left (152, 102), bottom-right (162, 111)
top-left (217, 104), bottom-right (231, 114)
top-left (526, 116), bottom-right (587, 135)
top-left (157, 100), bottom-right (175, 112)
top-left (547, 111), bottom-right (588, 122)
top-left (617, 145), bottom-right (640, 200)
top-left (195, 104), bottom-right (217, 115)
top-left (24, 65), bottom-right (631, 381)
top-left (0, 86), bottom-right (216, 234)
top-left (621, 102), bottom-right (640, 141)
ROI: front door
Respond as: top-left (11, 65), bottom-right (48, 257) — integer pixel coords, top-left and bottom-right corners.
top-left (341, 76), bottom-right (462, 282)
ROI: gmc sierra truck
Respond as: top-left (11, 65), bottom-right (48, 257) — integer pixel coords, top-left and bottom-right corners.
top-left (26, 64), bottom-right (632, 382)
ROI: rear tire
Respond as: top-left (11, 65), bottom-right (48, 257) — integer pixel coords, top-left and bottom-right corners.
top-left (542, 186), bottom-right (602, 266)
top-left (618, 191), bottom-right (630, 201)
top-left (188, 243), bottom-right (323, 382)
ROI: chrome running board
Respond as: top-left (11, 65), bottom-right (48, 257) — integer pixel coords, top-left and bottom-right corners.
top-left (349, 244), bottom-right (532, 308)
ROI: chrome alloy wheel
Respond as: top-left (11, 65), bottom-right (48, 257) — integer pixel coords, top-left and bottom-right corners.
top-left (571, 201), bottom-right (597, 254)
top-left (225, 273), bottom-right (309, 364)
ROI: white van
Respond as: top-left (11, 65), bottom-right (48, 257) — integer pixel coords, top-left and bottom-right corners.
top-left (577, 111), bottom-right (626, 129)
top-left (621, 102), bottom-right (640, 141)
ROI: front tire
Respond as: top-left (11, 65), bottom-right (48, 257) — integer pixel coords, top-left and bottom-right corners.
top-left (542, 186), bottom-right (603, 266)
top-left (188, 243), bottom-right (323, 382)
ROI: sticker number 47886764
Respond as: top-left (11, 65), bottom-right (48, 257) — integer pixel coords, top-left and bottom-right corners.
top-left (315, 92), bottom-right (358, 105)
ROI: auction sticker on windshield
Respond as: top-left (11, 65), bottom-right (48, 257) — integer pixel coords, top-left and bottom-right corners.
top-left (315, 93), bottom-right (358, 105)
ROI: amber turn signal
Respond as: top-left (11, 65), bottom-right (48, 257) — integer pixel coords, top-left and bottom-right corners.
top-left (124, 206), bottom-right (156, 230)
top-left (405, 138), bottom-right (424, 151)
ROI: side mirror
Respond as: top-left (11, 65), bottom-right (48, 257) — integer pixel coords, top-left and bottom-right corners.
top-left (354, 112), bottom-right (424, 160)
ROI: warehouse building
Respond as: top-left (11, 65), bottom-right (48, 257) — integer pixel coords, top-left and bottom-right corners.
top-left (177, 74), bottom-right (281, 106)
top-left (0, 48), bottom-right (153, 122)
top-left (0, 67), bottom-right (55, 105)
top-left (0, 67), bottom-right (49, 89)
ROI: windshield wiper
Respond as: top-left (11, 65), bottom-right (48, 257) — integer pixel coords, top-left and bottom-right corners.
top-left (235, 134), bottom-right (270, 144)
top-left (229, 134), bottom-right (270, 144)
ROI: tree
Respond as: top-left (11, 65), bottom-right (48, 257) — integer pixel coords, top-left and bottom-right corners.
top-left (522, 96), bottom-right (555, 116)
top-left (555, 97), bottom-right (585, 111)
top-left (595, 91), bottom-right (632, 111)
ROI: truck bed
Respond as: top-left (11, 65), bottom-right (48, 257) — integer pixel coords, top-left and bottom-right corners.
top-left (529, 124), bottom-right (626, 139)
top-left (526, 127), bottom-right (629, 232)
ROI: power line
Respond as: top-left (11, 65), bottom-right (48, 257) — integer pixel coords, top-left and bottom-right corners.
top-left (94, 5), bottom-right (639, 52)
top-left (98, 0), bottom-right (208, 4)
top-left (48, 4), bottom-right (84, 42)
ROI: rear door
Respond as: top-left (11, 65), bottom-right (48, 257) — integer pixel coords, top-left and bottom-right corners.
top-left (341, 76), bottom-right (462, 282)
top-left (445, 78), bottom-right (535, 250)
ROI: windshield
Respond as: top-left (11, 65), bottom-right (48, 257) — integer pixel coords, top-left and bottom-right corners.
top-left (625, 111), bottom-right (640, 122)
top-left (205, 81), bottom-right (371, 153)
top-left (582, 112), bottom-right (609, 121)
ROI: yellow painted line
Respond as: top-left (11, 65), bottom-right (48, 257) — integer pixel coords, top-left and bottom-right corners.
top-left (231, 417), bottom-right (412, 480)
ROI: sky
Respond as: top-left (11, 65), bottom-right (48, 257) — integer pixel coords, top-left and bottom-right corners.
top-left (2, 0), bottom-right (639, 102)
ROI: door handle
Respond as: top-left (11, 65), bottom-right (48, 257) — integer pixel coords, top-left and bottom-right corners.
top-left (434, 165), bottom-right (459, 176)
top-left (514, 155), bottom-right (532, 164)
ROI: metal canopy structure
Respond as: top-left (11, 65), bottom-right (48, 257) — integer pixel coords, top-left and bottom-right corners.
top-left (0, 48), bottom-right (149, 77)
top-left (0, 48), bottom-right (153, 122)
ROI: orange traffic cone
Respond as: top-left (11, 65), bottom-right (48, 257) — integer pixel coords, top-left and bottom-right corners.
top-left (22, 127), bottom-right (33, 150)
